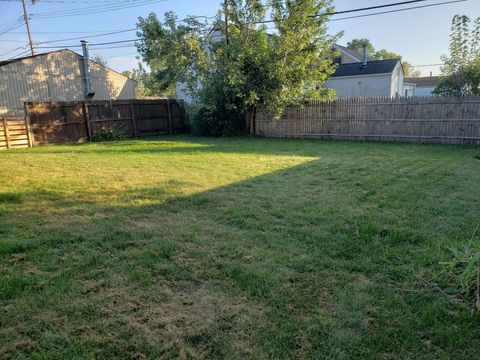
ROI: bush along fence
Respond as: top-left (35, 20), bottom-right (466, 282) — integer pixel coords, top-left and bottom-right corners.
top-left (24, 99), bottom-right (188, 145)
top-left (255, 96), bottom-right (480, 145)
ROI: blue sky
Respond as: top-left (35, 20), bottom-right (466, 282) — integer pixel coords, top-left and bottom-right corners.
top-left (1, 0), bottom-right (479, 76)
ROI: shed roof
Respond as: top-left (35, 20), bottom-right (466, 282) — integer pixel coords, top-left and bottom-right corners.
top-left (404, 76), bottom-right (440, 87)
top-left (332, 59), bottom-right (400, 78)
top-left (0, 50), bottom-right (66, 67)
top-left (0, 49), bottom-right (135, 81)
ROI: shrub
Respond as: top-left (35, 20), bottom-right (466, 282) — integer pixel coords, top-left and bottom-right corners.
top-left (90, 129), bottom-right (127, 142)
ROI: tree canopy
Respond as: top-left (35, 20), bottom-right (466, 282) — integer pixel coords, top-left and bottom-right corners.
top-left (434, 15), bottom-right (480, 96)
top-left (136, 0), bottom-right (339, 135)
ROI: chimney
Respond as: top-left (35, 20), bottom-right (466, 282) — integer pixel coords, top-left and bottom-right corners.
top-left (430, 71), bottom-right (432, 77)
top-left (362, 45), bottom-right (367, 67)
top-left (81, 40), bottom-right (95, 99)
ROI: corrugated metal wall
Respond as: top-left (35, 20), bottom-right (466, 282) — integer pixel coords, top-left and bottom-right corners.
top-left (0, 50), bottom-right (136, 117)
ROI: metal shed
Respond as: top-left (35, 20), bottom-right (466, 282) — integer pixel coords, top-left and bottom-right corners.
top-left (0, 48), bottom-right (136, 117)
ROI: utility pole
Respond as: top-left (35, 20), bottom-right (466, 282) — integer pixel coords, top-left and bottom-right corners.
top-left (224, 0), bottom-right (229, 44)
top-left (21, 0), bottom-right (35, 55)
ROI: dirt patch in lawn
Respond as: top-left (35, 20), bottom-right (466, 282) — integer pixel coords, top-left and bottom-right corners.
top-left (101, 284), bottom-right (259, 358)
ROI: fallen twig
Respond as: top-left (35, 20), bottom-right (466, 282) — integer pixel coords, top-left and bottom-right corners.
top-left (408, 267), bottom-right (469, 310)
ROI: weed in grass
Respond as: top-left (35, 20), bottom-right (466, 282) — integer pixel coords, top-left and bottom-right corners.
top-left (437, 225), bottom-right (480, 312)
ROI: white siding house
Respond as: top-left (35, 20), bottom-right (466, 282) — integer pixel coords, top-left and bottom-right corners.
top-left (325, 46), bottom-right (404, 99)
top-left (0, 49), bottom-right (136, 117)
top-left (324, 73), bottom-right (392, 98)
top-left (176, 82), bottom-right (195, 104)
top-left (404, 76), bottom-right (439, 96)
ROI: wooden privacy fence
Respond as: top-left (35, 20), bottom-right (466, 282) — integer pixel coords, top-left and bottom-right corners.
top-left (25, 99), bottom-right (187, 145)
top-left (255, 96), bottom-right (480, 144)
top-left (0, 117), bottom-right (32, 150)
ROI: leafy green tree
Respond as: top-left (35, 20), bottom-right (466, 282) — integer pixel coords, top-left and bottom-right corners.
top-left (137, 0), bottom-right (339, 135)
top-left (434, 15), bottom-right (480, 96)
top-left (346, 38), bottom-right (375, 56)
top-left (434, 55), bottom-right (480, 96)
top-left (123, 63), bottom-right (174, 98)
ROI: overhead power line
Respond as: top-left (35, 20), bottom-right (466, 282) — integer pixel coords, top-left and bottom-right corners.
top-left (411, 63), bottom-right (443, 67)
top-left (0, 0), bottom-right (147, 2)
top-left (6, 48), bottom-right (32, 60)
top-left (0, 16), bottom-right (24, 36)
top-left (256, 0), bottom-right (429, 24)
top-left (35, 39), bottom-right (139, 49)
top-left (330, 0), bottom-right (468, 22)
top-left (30, 0), bottom-right (169, 19)
top-left (0, 0), bottom-right (469, 61)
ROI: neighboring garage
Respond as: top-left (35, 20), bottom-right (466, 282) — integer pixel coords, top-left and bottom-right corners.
top-left (0, 42), bottom-right (136, 117)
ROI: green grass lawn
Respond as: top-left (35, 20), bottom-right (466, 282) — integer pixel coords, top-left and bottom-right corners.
top-left (1, 136), bottom-right (480, 359)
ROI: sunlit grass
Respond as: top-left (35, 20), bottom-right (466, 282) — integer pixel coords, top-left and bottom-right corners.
top-left (1, 135), bottom-right (479, 359)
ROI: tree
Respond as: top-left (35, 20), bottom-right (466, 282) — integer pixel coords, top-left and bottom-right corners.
top-left (434, 15), bottom-right (480, 96)
top-left (123, 63), bottom-right (174, 98)
top-left (346, 38), bottom-right (420, 76)
top-left (91, 53), bottom-right (108, 67)
top-left (137, 0), bottom-right (339, 135)
top-left (346, 38), bottom-right (375, 57)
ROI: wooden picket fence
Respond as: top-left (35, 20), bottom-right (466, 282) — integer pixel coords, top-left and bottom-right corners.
top-left (25, 99), bottom-right (187, 145)
top-left (255, 96), bottom-right (480, 144)
top-left (0, 116), bottom-right (32, 150)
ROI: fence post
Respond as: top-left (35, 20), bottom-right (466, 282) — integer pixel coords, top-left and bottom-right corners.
top-left (83, 101), bottom-right (92, 140)
top-left (2, 116), bottom-right (10, 149)
top-left (24, 102), bottom-right (34, 147)
top-left (130, 100), bottom-right (137, 138)
top-left (166, 99), bottom-right (173, 135)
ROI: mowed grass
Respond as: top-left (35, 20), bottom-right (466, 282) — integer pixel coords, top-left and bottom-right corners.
top-left (1, 136), bottom-right (480, 359)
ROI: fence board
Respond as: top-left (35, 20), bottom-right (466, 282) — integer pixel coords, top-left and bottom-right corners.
top-left (256, 96), bottom-right (480, 145)
top-left (0, 116), bottom-right (30, 150)
top-left (25, 99), bottom-right (188, 145)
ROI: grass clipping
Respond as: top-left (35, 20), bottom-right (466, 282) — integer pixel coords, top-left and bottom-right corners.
top-left (439, 225), bottom-right (480, 316)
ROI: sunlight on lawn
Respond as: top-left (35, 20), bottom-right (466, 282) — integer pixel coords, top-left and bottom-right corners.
top-left (1, 136), bottom-right (479, 359)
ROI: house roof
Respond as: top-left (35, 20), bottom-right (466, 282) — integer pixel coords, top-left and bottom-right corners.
top-left (0, 49), bottom-right (136, 81)
top-left (0, 50), bottom-right (66, 67)
top-left (332, 58), bottom-right (400, 78)
top-left (332, 44), bottom-right (374, 62)
top-left (404, 76), bottom-right (439, 87)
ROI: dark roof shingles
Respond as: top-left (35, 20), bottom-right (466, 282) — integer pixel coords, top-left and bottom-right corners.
top-left (332, 59), bottom-right (400, 77)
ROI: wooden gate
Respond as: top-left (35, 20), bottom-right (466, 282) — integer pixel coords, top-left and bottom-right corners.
top-left (0, 117), bottom-right (32, 150)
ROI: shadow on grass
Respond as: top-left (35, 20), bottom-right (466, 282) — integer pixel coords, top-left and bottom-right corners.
top-left (2, 135), bottom-right (478, 159)
top-left (1, 156), bottom-right (480, 359)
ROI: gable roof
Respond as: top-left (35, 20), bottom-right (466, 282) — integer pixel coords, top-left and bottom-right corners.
top-left (0, 49), bottom-right (135, 81)
top-left (0, 49), bottom-right (67, 67)
top-left (331, 44), bottom-right (375, 62)
top-left (331, 58), bottom-right (400, 78)
top-left (404, 76), bottom-right (439, 87)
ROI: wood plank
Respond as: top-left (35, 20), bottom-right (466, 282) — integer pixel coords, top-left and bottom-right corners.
top-left (130, 100), bottom-right (137, 138)
top-left (83, 102), bottom-right (92, 140)
top-left (24, 102), bottom-right (34, 147)
top-left (3, 117), bottom-right (10, 149)
top-left (8, 139), bottom-right (29, 145)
